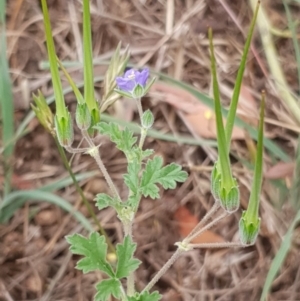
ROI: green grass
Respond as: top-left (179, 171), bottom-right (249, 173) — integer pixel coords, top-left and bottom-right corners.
top-left (260, 1), bottom-right (300, 299)
top-left (0, 0), bottom-right (15, 196)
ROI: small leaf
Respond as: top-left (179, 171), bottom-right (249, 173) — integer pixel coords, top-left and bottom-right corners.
top-left (95, 122), bottom-right (137, 155)
top-left (66, 232), bottom-right (114, 277)
top-left (140, 157), bottom-right (163, 199)
top-left (140, 156), bottom-right (187, 199)
top-left (116, 236), bottom-right (141, 278)
top-left (158, 163), bottom-right (188, 189)
top-left (141, 149), bottom-right (154, 159)
top-left (128, 291), bottom-right (162, 301)
top-left (95, 193), bottom-right (118, 210)
top-left (95, 278), bottom-right (122, 301)
top-left (124, 161), bottom-right (141, 195)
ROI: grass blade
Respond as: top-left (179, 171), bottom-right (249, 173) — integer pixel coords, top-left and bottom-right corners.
top-left (157, 72), bottom-right (290, 162)
top-left (226, 1), bottom-right (260, 149)
top-left (0, 0), bottom-right (15, 195)
top-left (260, 210), bottom-right (300, 300)
top-left (0, 190), bottom-right (93, 231)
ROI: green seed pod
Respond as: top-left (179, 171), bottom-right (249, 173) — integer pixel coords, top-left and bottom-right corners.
top-left (219, 179), bottom-right (240, 213)
top-left (141, 110), bottom-right (154, 129)
top-left (76, 103), bottom-right (91, 130)
top-left (55, 112), bottom-right (74, 147)
top-left (239, 211), bottom-right (261, 245)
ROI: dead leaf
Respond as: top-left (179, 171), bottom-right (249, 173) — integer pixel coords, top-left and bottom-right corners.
top-left (265, 162), bottom-right (295, 180)
top-left (174, 206), bottom-right (225, 244)
top-left (0, 174), bottom-right (36, 190)
top-left (151, 82), bottom-right (244, 139)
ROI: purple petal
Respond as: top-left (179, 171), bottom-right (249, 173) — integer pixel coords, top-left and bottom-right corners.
top-left (116, 77), bottom-right (136, 92)
top-left (136, 68), bottom-right (149, 87)
top-left (124, 68), bottom-right (136, 79)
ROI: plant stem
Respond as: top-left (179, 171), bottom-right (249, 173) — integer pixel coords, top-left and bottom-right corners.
top-left (189, 242), bottom-right (242, 249)
top-left (136, 97), bottom-right (143, 122)
top-left (142, 248), bottom-right (184, 293)
top-left (183, 211), bottom-right (227, 245)
top-left (82, 130), bottom-right (121, 201)
top-left (123, 219), bottom-right (135, 296)
top-left (54, 137), bottom-right (115, 253)
top-left (185, 202), bottom-right (220, 241)
top-left (139, 128), bottom-right (147, 149)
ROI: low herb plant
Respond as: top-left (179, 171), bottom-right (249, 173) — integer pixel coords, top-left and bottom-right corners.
top-left (34, 1), bottom-right (264, 300)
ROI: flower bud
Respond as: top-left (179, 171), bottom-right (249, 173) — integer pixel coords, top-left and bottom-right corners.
top-left (31, 90), bottom-right (54, 135)
top-left (76, 103), bottom-right (91, 130)
top-left (141, 110), bottom-right (154, 129)
top-left (211, 162), bottom-right (221, 201)
top-left (219, 180), bottom-right (240, 213)
top-left (239, 211), bottom-right (261, 245)
top-left (55, 112), bottom-right (74, 147)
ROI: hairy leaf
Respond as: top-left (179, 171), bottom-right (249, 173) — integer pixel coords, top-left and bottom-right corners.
top-left (95, 278), bottom-right (121, 301)
top-left (95, 193), bottom-right (118, 210)
top-left (116, 236), bottom-right (141, 278)
top-left (66, 232), bottom-right (114, 277)
top-left (124, 161), bottom-right (140, 195)
top-left (95, 122), bottom-right (136, 154)
top-left (140, 156), bottom-right (188, 199)
top-left (128, 291), bottom-right (162, 301)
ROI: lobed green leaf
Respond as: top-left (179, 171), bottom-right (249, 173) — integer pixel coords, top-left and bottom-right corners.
top-left (66, 232), bottom-right (114, 277)
top-left (140, 156), bottom-right (187, 199)
top-left (115, 236), bottom-right (141, 278)
top-left (124, 161), bottom-right (141, 196)
top-left (95, 278), bottom-right (121, 301)
top-left (128, 291), bottom-right (162, 301)
top-left (95, 122), bottom-right (137, 156)
top-left (95, 193), bottom-right (119, 210)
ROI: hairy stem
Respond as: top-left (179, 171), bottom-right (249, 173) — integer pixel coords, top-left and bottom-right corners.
top-left (183, 211), bottom-right (227, 245)
top-left (189, 242), bottom-right (242, 249)
top-left (139, 128), bottom-right (147, 149)
top-left (185, 202), bottom-right (220, 241)
top-left (142, 248), bottom-right (184, 293)
top-left (136, 97), bottom-right (143, 122)
top-left (55, 137), bottom-right (115, 253)
top-left (82, 130), bottom-right (121, 201)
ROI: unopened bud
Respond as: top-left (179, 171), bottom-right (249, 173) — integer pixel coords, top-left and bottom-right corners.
top-left (141, 110), bottom-right (154, 129)
top-left (239, 211), bottom-right (260, 245)
top-left (211, 163), bottom-right (221, 201)
top-left (55, 112), bottom-right (74, 147)
top-left (219, 180), bottom-right (240, 213)
top-left (76, 103), bottom-right (91, 130)
top-left (31, 91), bottom-right (54, 135)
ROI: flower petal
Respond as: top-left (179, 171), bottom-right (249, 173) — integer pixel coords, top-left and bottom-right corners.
top-left (136, 68), bottom-right (149, 87)
top-left (116, 77), bottom-right (136, 92)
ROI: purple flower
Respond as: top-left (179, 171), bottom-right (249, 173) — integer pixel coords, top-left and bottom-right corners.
top-left (116, 68), bottom-right (149, 92)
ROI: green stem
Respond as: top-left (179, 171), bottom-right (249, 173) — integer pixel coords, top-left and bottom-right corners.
top-left (208, 28), bottom-right (233, 188)
top-left (136, 97), bottom-right (144, 122)
top-left (124, 220), bottom-right (135, 296)
top-left (54, 137), bottom-right (115, 253)
top-left (225, 1), bottom-right (260, 151)
top-left (245, 95), bottom-right (265, 221)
